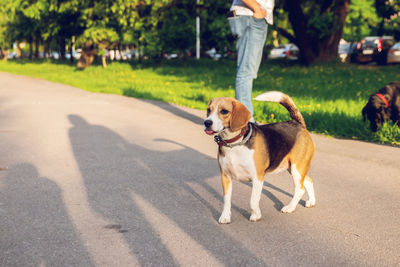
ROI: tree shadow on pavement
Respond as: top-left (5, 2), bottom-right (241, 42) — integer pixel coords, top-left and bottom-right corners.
top-left (0, 163), bottom-right (94, 266)
top-left (68, 114), bottom-right (275, 265)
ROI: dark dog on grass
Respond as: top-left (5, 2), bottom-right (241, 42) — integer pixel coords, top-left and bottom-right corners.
top-left (362, 81), bottom-right (400, 132)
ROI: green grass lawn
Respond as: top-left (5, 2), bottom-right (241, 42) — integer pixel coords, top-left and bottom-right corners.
top-left (1, 58), bottom-right (400, 145)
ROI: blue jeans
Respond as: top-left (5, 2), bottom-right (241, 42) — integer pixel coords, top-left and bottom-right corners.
top-left (228, 16), bottom-right (268, 118)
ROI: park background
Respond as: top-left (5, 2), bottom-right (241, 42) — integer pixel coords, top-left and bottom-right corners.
top-left (0, 0), bottom-right (399, 145)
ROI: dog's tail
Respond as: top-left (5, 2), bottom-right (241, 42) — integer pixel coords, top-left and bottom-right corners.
top-left (254, 91), bottom-right (306, 128)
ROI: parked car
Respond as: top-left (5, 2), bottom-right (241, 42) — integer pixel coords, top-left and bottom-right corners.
top-left (73, 49), bottom-right (81, 60)
top-left (268, 44), bottom-right (299, 60)
top-left (338, 42), bottom-right (358, 63)
top-left (108, 49), bottom-right (122, 60)
top-left (163, 53), bottom-right (178, 59)
top-left (121, 50), bottom-right (135, 60)
top-left (7, 51), bottom-right (17, 59)
top-left (355, 36), bottom-right (395, 65)
top-left (51, 52), bottom-right (60, 59)
top-left (205, 48), bottom-right (222, 60)
top-left (387, 42), bottom-right (400, 64)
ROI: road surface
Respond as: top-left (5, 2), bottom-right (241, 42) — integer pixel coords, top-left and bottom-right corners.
top-left (1, 72), bottom-right (399, 266)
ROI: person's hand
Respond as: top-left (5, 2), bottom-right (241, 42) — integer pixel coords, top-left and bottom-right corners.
top-left (253, 7), bottom-right (266, 19)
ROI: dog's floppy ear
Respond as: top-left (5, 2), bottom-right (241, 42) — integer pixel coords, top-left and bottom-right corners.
top-left (206, 98), bottom-right (215, 110)
top-left (230, 99), bottom-right (251, 132)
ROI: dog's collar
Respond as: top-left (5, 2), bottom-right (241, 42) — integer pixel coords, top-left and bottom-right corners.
top-left (214, 123), bottom-right (253, 148)
top-left (376, 93), bottom-right (389, 108)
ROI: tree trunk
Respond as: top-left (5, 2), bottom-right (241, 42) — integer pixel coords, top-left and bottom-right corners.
top-left (16, 42), bottom-right (22, 59)
top-left (285, 0), bottom-right (350, 65)
top-left (98, 41), bottom-right (107, 68)
top-left (118, 44), bottom-right (123, 60)
top-left (1, 49), bottom-right (8, 62)
top-left (77, 44), bottom-right (95, 69)
top-left (69, 38), bottom-right (74, 64)
top-left (377, 20), bottom-right (385, 36)
top-left (44, 39), bottom-right (50, 58)
top-left (286, 0), bottom-right (316, 65)
top-left (29, 37), bottom-right (33, 60)
top-left (59, 38), bottom-right (66, 60)
top-left (318, 0), bottom-right (349, 62)
top-left (34, 34), bottom-right (40, 59)
top-left (102, 55), bottom-right (107, 68)
top-left (138, 40), bottom-right (142, 62)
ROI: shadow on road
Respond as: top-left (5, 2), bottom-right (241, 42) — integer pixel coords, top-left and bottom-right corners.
top-left (68, 114), bottom-right (273, 265)
top-left (0, 163), bottom-right (94, 266)
top-left (123, 90), bottom-right (205, 125)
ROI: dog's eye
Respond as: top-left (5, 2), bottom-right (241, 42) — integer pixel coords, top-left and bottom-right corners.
top-left (207, 108), bottom-right (211, 114)
top-left (220, 109), bottom-right (229, 115)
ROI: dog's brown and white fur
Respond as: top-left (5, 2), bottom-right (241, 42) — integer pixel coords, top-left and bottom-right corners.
top-left (204, 91), bottom-right (315, 223)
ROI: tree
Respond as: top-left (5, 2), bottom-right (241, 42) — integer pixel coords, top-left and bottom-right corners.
top-left (130, 0), bottom-right (173, 59)
top-left (47, 0), bottom-right (85, 61)
top-left (343, 0), bottom-right (378, 42)
top-left (200, 0), bottom-right (235, 53)
top-left (4, 0), bottom-right (40, 59)
top-left (275, 0), bottom-right (350, 65)
top-left (156, 0), bottom-right (233, 58)
top-left (1, 0), bottom-right (83, 61)
top-left (375, 0), bottom-right (400, 39)
top-left (73, 1), bottom-right (117, 68)
top-left (75, 0), bottom-right (167, 67)
top-left (77, 27), bottom-right (118, 68)
top-left (0, 4), bottom-right (13, 60)
top-left (157, 0), bottom-right (196, 56)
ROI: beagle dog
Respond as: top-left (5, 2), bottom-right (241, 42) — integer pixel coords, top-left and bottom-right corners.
top-left (204, 91), bottom-right (315, 223)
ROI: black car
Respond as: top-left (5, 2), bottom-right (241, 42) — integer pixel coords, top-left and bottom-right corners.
top-left (355, 36), bottom-right (395, 65)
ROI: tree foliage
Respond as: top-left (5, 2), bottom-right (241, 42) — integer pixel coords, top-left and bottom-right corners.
top-left (343, 0), bottom-right (378, 42)
top-left (1, 0), bottom-right (398, 66)
top-left (156, 0), bottom-right (233, 57)
top-left (0, 3), bottom-right (13, 59)
top-left (274, 0), bottom-right (351, 65)
top-left (375, 0), bottom-right (400, 39)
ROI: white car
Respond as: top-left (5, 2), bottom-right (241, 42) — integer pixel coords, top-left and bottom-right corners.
top-left (387, 42), bottom-right (400, 64)
top-left (7, 51), bottom-right (17, 59)
top-left (205, 48), bottom-right (222, 60)
top-left (163, 53), bottom-right (178, 59)
top-left (51, 52), bottom-right (59, 59)
top-left (268, 44), bottom-right (299, 60)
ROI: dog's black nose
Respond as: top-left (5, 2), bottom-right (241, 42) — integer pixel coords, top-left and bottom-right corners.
top-left (204, 119), bottom-right (213, 128)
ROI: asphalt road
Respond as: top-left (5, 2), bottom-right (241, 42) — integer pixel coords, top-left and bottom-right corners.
top-left (1, 71), bottom-right (399, 266)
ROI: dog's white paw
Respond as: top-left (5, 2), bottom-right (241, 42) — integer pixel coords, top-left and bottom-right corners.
top-left (218, 213), bottom-right (231, 224)
top-left (249, 212), bottom-right (262, 222)
top-left (305, 200), bottom-right (315, 208)
top-left (281, 205), bottom-right (296, 213)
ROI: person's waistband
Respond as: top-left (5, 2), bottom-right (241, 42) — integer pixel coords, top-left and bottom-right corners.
top-left (229, 4), bottom-right (273, 25)
top-left (228, 6), bottom-right (253, 17)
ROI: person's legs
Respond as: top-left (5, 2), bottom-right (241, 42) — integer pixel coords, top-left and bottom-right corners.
top-left (235, 76), bottom-right (254, 117)
top-left (234, 17), bottom-right (268, 119)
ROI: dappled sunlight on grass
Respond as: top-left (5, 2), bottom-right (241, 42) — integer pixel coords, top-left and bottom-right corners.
top-left (1, 59), bottom-right (399, 145)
